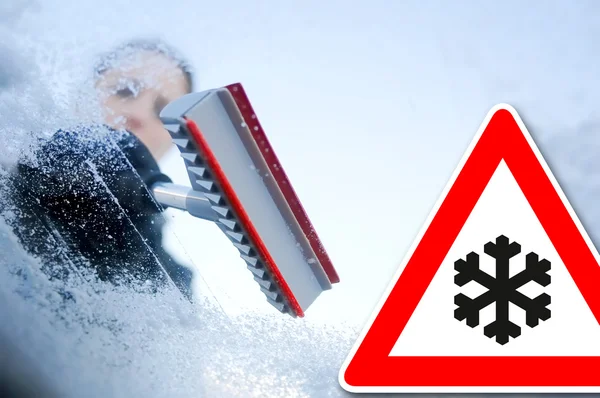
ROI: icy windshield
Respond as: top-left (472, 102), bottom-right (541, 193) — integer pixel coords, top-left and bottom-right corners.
top-left (0, 2), bottom-right (355, 397)
top-left (2, 1), bottom-right (600, 397)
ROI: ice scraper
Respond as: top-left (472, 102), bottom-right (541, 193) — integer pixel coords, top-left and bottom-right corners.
top-left (151, 83), bottom-right (339, 318)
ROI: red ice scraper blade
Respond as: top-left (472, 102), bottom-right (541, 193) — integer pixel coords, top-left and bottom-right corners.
top-left (159, 83), bottom-right (338, 317)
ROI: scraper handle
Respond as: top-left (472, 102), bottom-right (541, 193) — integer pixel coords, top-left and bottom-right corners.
top-left (151, 182), bottom-right (217, 222)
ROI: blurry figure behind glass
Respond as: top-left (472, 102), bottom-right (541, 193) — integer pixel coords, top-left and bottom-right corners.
top-left (4, 38), bottom-right (198, 301)
top-left (94, 38), bottom-right (195, 162)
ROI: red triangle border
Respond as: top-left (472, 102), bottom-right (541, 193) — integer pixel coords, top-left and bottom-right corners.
top-left (340, 105), bottom-right (600, 391)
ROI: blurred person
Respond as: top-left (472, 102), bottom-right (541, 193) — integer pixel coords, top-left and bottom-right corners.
top-left (2, 38), bottom-right (197, 301)
top-left (93, 39), bottom-right (194, 161)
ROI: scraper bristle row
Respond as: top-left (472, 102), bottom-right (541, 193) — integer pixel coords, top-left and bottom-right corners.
top-left (161, 117), bottom-right (297, 317)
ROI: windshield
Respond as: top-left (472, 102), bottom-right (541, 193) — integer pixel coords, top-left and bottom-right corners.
top-left (1, 0), bottom-right (599, 397)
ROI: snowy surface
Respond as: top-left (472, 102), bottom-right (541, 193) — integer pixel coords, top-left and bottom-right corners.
top-left (0, 217), bottom-right (353, 397)
top-left (1, 0), bottom-right (600, 396)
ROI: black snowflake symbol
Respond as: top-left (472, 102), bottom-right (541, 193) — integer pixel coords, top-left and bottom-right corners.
top-left (454, 235), bottom-right (551, 345)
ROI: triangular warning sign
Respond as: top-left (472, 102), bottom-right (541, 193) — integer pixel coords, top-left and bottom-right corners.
top-left (339, 104), bottom-right (600, 393)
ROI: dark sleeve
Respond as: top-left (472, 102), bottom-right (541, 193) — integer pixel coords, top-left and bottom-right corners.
top-left (9, 125), bottom-right (194, 301)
